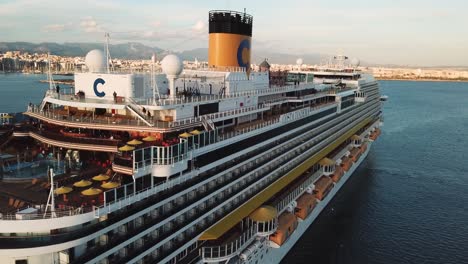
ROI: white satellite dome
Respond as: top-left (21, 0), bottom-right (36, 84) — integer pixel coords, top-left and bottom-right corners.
top-left (85, 49), bottom-right (107, 73)
top-left (350, 58), bottom-right (360, 68)
top-left (296, 58), bottom-right (303, 66)
top-left (161, 54), bottom-right (183, 76)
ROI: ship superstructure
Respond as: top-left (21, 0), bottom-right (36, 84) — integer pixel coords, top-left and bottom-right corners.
top-left (0, 10), bottom-right (382, 264)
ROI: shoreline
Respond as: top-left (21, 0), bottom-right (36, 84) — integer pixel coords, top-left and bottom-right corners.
top-left (3, 72), bottom-right (468, 83)
top-left (375, 78), bottom-right (468, 83)
top-left (39, 79), bottom-right (74, 85)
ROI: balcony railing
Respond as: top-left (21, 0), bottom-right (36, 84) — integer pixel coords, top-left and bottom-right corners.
top-left (133, 83), bottom-right (315, 107)
top-left (27, 105), bottom-right (167, 128)
top-left (201, 226), bottom-right (257, 262)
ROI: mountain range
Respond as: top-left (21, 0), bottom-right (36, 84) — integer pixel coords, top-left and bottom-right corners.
top-left (0, 42), bottom-right (324, 65)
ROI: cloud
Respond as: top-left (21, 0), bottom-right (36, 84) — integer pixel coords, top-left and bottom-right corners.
top-left (42, 24), bottom-right (68, 33)
top-left (113, 29), bottom-right (187, 42)
top-left (80, 16), bottom-right (103, 33)
top-left (150, 20), bottom-right (162, 28)
top-left (192, 20), bottom-right (206, 33)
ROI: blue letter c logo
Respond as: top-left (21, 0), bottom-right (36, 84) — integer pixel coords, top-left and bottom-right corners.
top-left (237, 39), bottom-right (250, 68)
top-left (93, 78), bottom-right (106, 97)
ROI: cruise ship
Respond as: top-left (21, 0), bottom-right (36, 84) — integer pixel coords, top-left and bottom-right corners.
top-left (0, 10), bottom-right (383, 264)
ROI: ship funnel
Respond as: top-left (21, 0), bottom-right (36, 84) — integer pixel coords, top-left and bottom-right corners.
top-left (208, 10), bottom-right (253, 71)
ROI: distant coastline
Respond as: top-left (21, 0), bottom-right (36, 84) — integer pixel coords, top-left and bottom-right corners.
top-left (375, 77), bottom-right (468, 83)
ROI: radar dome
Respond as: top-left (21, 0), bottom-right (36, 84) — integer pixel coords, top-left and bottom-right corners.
top-left (161, 54), bottom-right (183, 76)
top-left (85, 49), bottom-right (107, 73)
top-left (350, 58), bottom-right (360, 68)
top-left (296, 58), bottom-right (303, 66)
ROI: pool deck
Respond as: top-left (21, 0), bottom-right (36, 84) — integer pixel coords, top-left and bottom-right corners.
top-left (0, 165), bottom-right (105, 215)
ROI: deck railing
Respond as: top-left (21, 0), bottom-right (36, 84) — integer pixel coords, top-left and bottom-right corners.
top-left (201, 225), bottom-right (257, 261)
top-left (27, 104), bottom-right (162, 128)
top-left (134, 83), bottom-right (315, 106)
top-left (0, 205), bottom-right (92, 221)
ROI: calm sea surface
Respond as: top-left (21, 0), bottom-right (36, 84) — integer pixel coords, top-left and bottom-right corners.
top-left (1, 74), bottom-right (467, 263)
top-left (284, 80), bottom-right (468, 264)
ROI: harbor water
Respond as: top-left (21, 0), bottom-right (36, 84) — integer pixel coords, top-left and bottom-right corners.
top-left (283, 80), bottom-right (468, 264)
top-left (0, 74), bottom-right (467, 263)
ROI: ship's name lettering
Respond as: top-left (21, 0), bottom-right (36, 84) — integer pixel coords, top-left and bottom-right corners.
top-left (93, 78), bottom-right (106, 97)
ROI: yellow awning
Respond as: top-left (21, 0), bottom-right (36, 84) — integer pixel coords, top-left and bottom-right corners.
top-left (179, 132), bottom-right (192, 138)
top-left (249, 205), bottom-right (277, 222)
top-left (101, 181), bottom-right (120, 189)
top-left (119, 145), bottom-right (135, 151)
top-left (55, 186), bottom-right (73, 195)
top-left (2, 115), bottom-right (14, 119)
top-left (73, 180), bottom-right (92, 187)
top-left (127, 139), bottom-right (143, 145)
top-left (319, 158), bottom-right (335, 166)
top-left (190, 129), bottom-right (202, 135)
top-left (142, 135), bottom-right (157, 142)
top-left (81, 187), bottom-right (103, 196)
top-left (92, 174), bottom-right (110, 181)
top-left (199, 117), bottom-right (372, 240)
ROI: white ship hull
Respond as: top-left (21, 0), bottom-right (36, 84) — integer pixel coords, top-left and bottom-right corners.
top-left (261, 141), bottom-right (372, 264)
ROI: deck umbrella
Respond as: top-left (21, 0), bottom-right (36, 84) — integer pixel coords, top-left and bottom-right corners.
top-left (55, 186), bottom-right (73, 195)
top-left (118, 145), bottom-right (135, 152)
top-left (81, 187), bottom-right (102, 196)
top-left (179, 132), bottom-right (192, 138)
top-left (92, 174), bottom-right (110, 181)
top-left (73, 180), bottom-right (92, 188)
top-left (127, 139), bottom-right (143, 145)
top-left (190, 129), bottom-right (202, 135)
top-left (101, 181), bottom-right (120, 189)
top-left (142, 135), bottom-right (157, 142)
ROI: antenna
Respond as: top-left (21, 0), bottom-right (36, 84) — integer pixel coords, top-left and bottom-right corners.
top-left (151, 53), bottom-right (160, 103)
top-left (47, 53), bottom-right (56, 91)
top-left (104, 32), bottom-right (114, 73)
top-left (44, 168), bottom-right (57, 218)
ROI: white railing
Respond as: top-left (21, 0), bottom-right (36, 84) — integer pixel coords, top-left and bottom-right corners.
top-left (131, 139), bottom-right (189, 171)
top-left (135, 83), bottom-right (315, 106)
top-left (128, 102), bottom-right (337, 174)
top-left (27, 104), bottom-right (163, 128)
top-left (169, 105), bottom-right (267, 128)
top-left (275, 171), bottom-right (318, 214)
top-left (126, 97), bottom-right (154, 126)
top-left (201, 225), bottom-right (257, 261)
top-left (0, 205), bottom-right (87, 221)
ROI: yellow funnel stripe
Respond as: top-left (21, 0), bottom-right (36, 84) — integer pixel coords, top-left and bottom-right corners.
top-left (199, 117), bottom-right (372, 240)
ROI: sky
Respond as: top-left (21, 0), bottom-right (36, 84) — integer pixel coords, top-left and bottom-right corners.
top-left (1, 0), bottom-right (468, 66)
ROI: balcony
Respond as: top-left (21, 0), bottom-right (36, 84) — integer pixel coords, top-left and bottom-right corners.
top-left (25, 105), bottom-right (170, 132)
top-left (201, 225), bottom-right (257, 263)
top-left (13, 126), bottom-right (119, 152)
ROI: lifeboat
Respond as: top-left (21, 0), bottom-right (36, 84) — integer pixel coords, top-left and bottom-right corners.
top-left (370, 128), bottom-right (381, 140)
top-left (341, 156), bottom-right (352, 171)
top-left (313, 176), bottom-right (334, 201)
top-left (359, 143), bottom-right (368, 154)
top-left (330, 165), bottom-right (344, 182)
top-left (269, 212), bottom-right (298, 248)
top-left (349, 147), bottom-right (361, 162)
top-left (295, 193), bottom-right (317, 220)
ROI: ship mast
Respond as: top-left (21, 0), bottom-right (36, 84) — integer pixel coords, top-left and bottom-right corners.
top-left (151, 53), bottom-right (160, 103)
top-left (47, 53), bottom-right (56, 91)
top-left (104, 32), bottom-right (114, 73)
